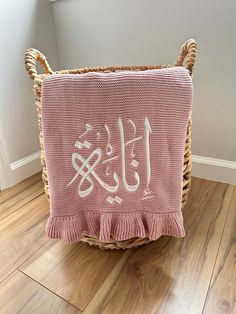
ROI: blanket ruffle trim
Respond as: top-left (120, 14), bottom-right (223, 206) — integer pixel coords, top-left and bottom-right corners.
top-left (45, 211), bottom-right (185, 243)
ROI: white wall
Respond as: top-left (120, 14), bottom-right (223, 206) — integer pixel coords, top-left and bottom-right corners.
top-left (0, 0), bottom-right (59, 189)
top-left (51, 0), bottom-right (236, 184)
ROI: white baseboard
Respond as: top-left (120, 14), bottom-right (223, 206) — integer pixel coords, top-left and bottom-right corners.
top-left (10, 151), bottom-right (41, 171)
top-left (1, 151), bottom-right (42, 190)
top-left (9, 151), bottom-right (42, 188)
top-left (192, 155), bottom-right (236, 185)
top-left (1, 151), bottom-right (236, 190)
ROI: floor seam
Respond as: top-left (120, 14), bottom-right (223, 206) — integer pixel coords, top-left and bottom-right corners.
top-left (201, 185), bottom-right (235, 313)
top-left (18, 269), bottom-right (83, 312)
top-left (0, 236), bottom-right (50, 286)
top-left (83, 249), bottom-right (133, 313)
top-left (0, 191), bottom-right (45, 222)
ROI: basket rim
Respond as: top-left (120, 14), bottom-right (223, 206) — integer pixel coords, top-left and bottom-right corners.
top-left (36, 64), bottom-right (177, 80)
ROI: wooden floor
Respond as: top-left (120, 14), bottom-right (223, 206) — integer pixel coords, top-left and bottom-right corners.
top-left (0, 173), bottom-right (235, 314)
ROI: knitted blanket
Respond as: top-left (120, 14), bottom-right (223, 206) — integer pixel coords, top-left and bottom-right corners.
top-left (41, 67), bottom-right (193, 243)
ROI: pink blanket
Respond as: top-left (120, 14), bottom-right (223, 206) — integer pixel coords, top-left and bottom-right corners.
top-left (41, 67), bottom-right (193, 243)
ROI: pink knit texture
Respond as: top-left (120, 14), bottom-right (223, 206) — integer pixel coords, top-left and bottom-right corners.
top-left (41, 67), bottom-right (193, 243)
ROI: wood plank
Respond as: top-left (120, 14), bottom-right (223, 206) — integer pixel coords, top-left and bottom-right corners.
top-left (0, 193), bottom-right (49, 283)
top-left (0, 270), bottom-right (81, 313)
top-left (203, 186), bottom-right (236, 314)
top-left (83, 178), bottom-right (234, 314)
top-left (84, 249), bottom-right (133, 313)
top-left (0, 172), bottom-right (44, 220)
top-left (19, 239), bottom-right (125, 311)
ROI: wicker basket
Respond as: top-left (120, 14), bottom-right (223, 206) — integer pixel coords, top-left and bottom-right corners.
top-left (25, 39), bottom-right (197, 250)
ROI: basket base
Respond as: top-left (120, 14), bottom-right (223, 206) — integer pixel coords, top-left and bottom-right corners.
top-left (81, 233), bottom-right (153, 250)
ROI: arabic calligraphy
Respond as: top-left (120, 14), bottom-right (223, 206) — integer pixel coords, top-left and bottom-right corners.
top-left (67, 117), bottom-right (154, 204)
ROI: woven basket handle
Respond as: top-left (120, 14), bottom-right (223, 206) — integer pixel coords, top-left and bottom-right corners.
top-left (25, 39), bottom-right (197, 80)
top-left (25, 48), bottom-right (53, 80)
top-left (175, 39), bottom-right (197, 76)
